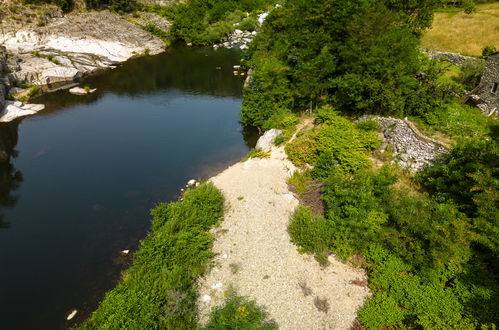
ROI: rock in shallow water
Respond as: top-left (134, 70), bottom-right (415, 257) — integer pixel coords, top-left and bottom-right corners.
top-left (69, 87), bottom-right (97, 95)
top-left (0, 101), bottom-right (45, 122)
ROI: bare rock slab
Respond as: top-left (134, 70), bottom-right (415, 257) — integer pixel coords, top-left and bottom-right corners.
top-left (0, 101), bottom-right (45, 122)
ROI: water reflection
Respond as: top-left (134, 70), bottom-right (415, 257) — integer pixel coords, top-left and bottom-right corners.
top-left (0, 44), bottom-right (258, 330)
top-left (33, 45), bottom-right (245, 116)
top-left (0, 121), bottom-right (22, 228)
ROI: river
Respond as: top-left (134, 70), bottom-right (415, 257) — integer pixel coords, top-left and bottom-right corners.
top-left (0, 45), bottom-right (257, 329)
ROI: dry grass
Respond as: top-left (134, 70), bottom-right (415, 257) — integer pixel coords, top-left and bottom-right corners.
top-left (421, 3), bottom-right (499, 56)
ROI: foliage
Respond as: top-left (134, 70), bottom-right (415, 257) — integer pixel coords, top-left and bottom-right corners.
top-left (241, 148), bottom-right (270, 161)
top-left (288, 170), bottom-right (311, 195)
top-left (203, 294), bottom-right (277, 329)
top-left (482, 45), bottom-right (498, 57)
top-left (457, 59), bottom-right (485, 90)
top-left (285, 109), bottom-right (380, 174)
top-left (241, 0), bottom-right (444, 128)
top-left (416, 136), bottom-right (499, 255)
top-left (415, 100), bottom-right (494, 138)
top-left (285, 130), bottom-right (318, 167)
top-left (463, 0), bottom-right (477, 14)
top-left (142, 23), bottom-right (169, 44)
top-left (84, 0), bottom-right (137, 13)
top-left (22, 0), bottom-right (73, 12)
top-left (289, 161), bottom-right (498, 328)
top-left (315, 111), bottom-right (381, 172)
top-left (77, 183), bottom-right (224, 329)
top-left (169, 0), bottom-right (271, 45)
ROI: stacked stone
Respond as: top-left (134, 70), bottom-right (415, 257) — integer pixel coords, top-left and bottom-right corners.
top-left (361, 116), bottom-right (449, 172)
top-left (421, 49), bottom-right (478, 66)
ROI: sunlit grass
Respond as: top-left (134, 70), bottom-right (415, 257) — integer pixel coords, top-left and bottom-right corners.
top-left (421, 3), bottom-right (499, 56)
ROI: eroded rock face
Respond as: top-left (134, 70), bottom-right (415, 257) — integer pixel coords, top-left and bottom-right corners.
top-left (1, 10), bottom-right (167, 89)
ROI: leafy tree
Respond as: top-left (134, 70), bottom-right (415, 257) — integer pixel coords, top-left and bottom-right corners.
top-left (242, 0), bottom-right (444, 128)
top-left (416, 136), bottom-right (499, 255)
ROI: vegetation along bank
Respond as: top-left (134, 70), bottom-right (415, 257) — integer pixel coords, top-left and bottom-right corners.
top-left (3, 0), bottom-right (495, 328)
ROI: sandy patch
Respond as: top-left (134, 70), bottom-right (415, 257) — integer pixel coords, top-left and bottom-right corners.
top-left (197, 141), bottom-right (370, 329)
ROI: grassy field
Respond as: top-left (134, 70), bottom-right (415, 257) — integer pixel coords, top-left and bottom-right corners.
top-left (421, 3), bottom-right (499, 56)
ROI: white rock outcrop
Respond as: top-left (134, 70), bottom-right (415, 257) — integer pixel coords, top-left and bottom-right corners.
top-left (0, 101), bottom-right (45, 123)
top-left (256, 129), bottom-right (282, 151)
top-left (69, 87), bottom-right (97, 95)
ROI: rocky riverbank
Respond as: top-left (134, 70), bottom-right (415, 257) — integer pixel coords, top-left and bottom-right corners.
top-left (0, 7), bottom-right (169, 122)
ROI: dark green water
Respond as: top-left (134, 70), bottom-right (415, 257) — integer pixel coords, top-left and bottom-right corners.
top-left (0, 46), bottom-right (257, 329)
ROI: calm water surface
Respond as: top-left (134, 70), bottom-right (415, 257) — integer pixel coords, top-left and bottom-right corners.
top-left (0, 46), bottom-right (256, 329)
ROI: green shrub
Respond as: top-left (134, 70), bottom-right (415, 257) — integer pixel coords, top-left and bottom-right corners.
top-left (463, 0), bottom-right (476, 14)
top-left (241, 148), bottom-right (270, 161)
top-left (457, 59), bottom-right (485, 90)
top-left (288, 160), bottom-right (495, 328)
top-left (143, 23), bottom-right (169, 44)
top-left (417, 100), bottom-right (493, 138)
top-left (288, 170), bottom-right (311, 194)
top-left (203, 295), bottom-right (277, 329)
top-left (288, 206), bottom-right (332, 262)
top-left (416, 137), bottom-right (499, 255)
top-left (315, 113), bottom-right (380, 172)
top-left (77, 183), bottom-right (224, 329)
top-left (285, 129), bottom-right (318, 167)
top-left (239, 15), bottom-right (259, 31)
top-left (313, 106), bottom-right (337, 125)
top-left (356, 120), bottom-right (378, 131)
top-left (482, 45), bottom-right (497, 57)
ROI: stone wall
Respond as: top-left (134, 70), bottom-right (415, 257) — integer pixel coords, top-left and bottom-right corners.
top-left (470, 53), bottom-right (499, 116)
top-left (422, 49), bottom-right (478, 66)
top-left (363, 116), bottom-right (449, 172)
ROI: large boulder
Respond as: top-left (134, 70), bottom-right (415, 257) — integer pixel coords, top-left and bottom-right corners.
top-left (256, 129), bottom-right (282, 151)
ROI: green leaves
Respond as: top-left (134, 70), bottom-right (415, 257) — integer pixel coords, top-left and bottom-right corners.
top-left (78, 183), bottom-right (224, 329)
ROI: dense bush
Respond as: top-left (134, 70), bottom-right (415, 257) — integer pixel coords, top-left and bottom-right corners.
top-left (22, 0), bottom-right (73, 12)
top-left (416, 136), bottom-right (499, 255)
top-left (203, 295), bottom-right (277, 329)
top-left (289, 162), bottom-right (497, 328)
top-left (170, 0), bottom-right (271, 45)
top-left (416, 100), bottom-right (494, 138)
top-left (77, 183), bottom-right (224, 329)
top-left (482, 45), bottom-right (497, 57)
top-left (241, 0), bottom-right (445, 128)
top-left (284, 109), bottom-right (380, 172)
top-left (285, 130), bottom-right (318, 167)
top-left (457, 59), bottom-right (485, 90)
top-left (85, 0), bottom-right (137, 13)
